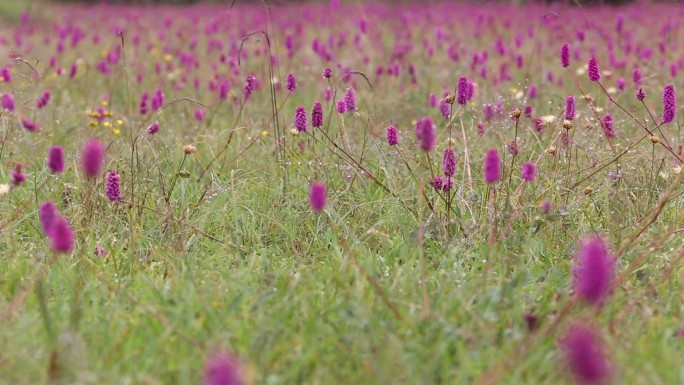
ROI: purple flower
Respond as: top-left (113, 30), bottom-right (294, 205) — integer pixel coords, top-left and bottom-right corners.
top-left (39, 200), bottom-right (58, 235)
top-left (309, 182), bottom-right (327, 212)
top-left (616, 78), bottom-right (626, 91)
top-left (415, 117), bottom-right (435, 152)
top-left (243, 73), bottom-right (256, 100)
top-left (2, 94), bottom-right (15, 111)
top-left (527, 85), bottom-right (537, 99)
top-left (662, 84), bottom-right (676, 124)
top-left (336, 100), bottom-right (346, 114)
top-left (218, 81), bottom-right (229, 100)
top-left (139, 92), bottom-right (149, 114)
top-left (636, 88), bottom-right (646, 101)
top-left (11, 164), bottom-right (25, 187)
top-left (49, 216), bottom-right (75, 254)
top-left (311, 101), bottom-right (323, 128)
top-left (457, 76), bottom-right (471, 105)
top-left (21, 118), bottom-right (39, 132)
top-left (429, 93), bottom-right (437, 108)
top-left (286, 73), bottom-right (297, 92)
top-left (483, 149), bottom-right (501, 184)
top-left (565, 96), bottom-right (576, 120)
top-left (194, 109), bottom-right (206, 121)
top-left (323, 68), bottom-right (332, 79)
top-left (47, 146), bottom-right (65, 174)
top-left (560, 324), bottom-right (612, 384)
top-left (36, 91), bottom-right (51, 109)
top-left (508, 141), bottom-right (519, 156)
top-left (540, 199), bottom-right (552, 214)
top-left (204, 353), bottom-right (244, 385)
top-left (633, 68), bottom-right (642, 86)
top-left (81, 139), bottom-right (105, 178)
top-left (602, 114), bottom-right (615, 138)
top-left (560, 43), bottom-right (570, 68)
top-left (430, 176), bottom-right (444, 191)
top-left (294, 106), bottom-right (307, 132)
top-left (524, 105), bottom-right (532, 118)
top-left (106, 170), bottom-right (122, 202)
top-left (344, 87), bottom-right (356, 112)
top-left (147, 123), bottom-right (160, 135)
top-left (94, 247), bottom-right (108, 257)
top-left (439, 101), bottom-right (451, 118)
top-left (442, 148), bottom-right (456, 177)
top-left (587, 57), bottom-right (600, 81)
top-left (0, 67), bottom-right (11, 82)
top-left (386, 125), bottom-right (398, 146)
top-left (521, 162), bottom-right (536, 181)
top-left (572, 237), bottom-right (614, 305)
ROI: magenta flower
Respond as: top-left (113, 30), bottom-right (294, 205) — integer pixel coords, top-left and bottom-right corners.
top-left (442, 148), bottom-right (456, 177)
top-left (565, 96), bottom-right (576, 120)
top-left (286, 73), bottom-right (297, 92)
top-left (344, 87), bottom-right (357, 112)
top-left (439, 101), bottom-right (451, 118)
top-left (309, 182), bottom-right (327, 212)
top-left (336, 100), bottom-right (346, 114)
top-left (602, 114), bottom-right (615, 138)
top-left (483, 149), bottom-right (501, 184)
top-left (36, 91), bottom-right (51, 109)
top-left (39, 200), bottom-right (58, 236)
top-left (11, 164), bottom-right (25, 187)
top-left (323, 68), bottom-right (332, 79)
top-left (540, 199), bottom-right (552, 214)
top-left (49, 216), bottom-right (75, 254)
top-left (47, 146), bottom-right (65, 174)
top-left (81, 139), bottom-right (105, 178)
top-left (243, 73), bottom-right (256, 100)
top-left (386, 125), bottom-right (398, 146)
top-left (560, 43), bottom-right (570, 68)
top-left (218, 81), bottom-right (229, 100)
top-left (508, 141), bottom-right (519, 156)
top-left (572, 237), bottom-right (614, 305)
top-left (457, 76), bottom-right (470, 105)
top-left (311, 101), bottom-right (323, 128)
top-left (147, 123), bottom-right (159, 135)
top-left (204, 352), bottom-right (244, 385)
top-left (560, 324), bottom-right (612, 384)
top-left (21, 118), bottom-right (39, 132)
top-left (587, 57), bottom-right (600, 81)
top-left (139, 92), bottom-right (149, 114)
top-left (294, 106), bottom-right (307, 133)
top-left (106, 170), bottom-right (122, 202)
top-left (194, 109), bottom-right (206, 121)
top-left (521, 162), bottom-right (536, 181)
top-left (636, 88), bottom-right (646, 101)
top-left (662, 84), bottom-right (676, 124)
top-left (415, 117), bottom-right (435, 152)
top-left (94, 247), bottom-right (108, 257)
top-left (1, 94), bottom-right (15, 111)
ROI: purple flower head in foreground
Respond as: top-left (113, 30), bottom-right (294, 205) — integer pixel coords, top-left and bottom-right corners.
top-left (39, 200), bottom-right (58, 236)
top-left (565, 96), bottom-right (576, 120)
top-left (521, 162), bottom-right (536, 181)
top-left (286, 73), bottom-right (297, 92)
top-left (587, 57), bottom-right (600, 81)
top-left (662, 84), bottom-right (676, 124)
top-left (560, 324), bottom-right (612, 384)
top-left (11, 164), bottom-right (25, 187)
top-left (344, 87), bottom-right (356, 112)
top-left (49, 216), bottom-right (75, 254)
top-left (81, 138), bottom-right (105, 178)
top-left (36, 91), bottom-right (51, 109)
top-left (572, 237), bottom-right (614, 305)
top-left (561, 43), bottom-right (570, 68)
top-left (294, 105), bottom-right (307, 132)
top-left (106, 170), bottom-right (122, 202)
top-left (483, 149), bottom-right (501, 184)
top-left (194, 108), bottom-right (205, 121)
top-left (2, 93), bottom-right (15, 111)
top-left (147, 123), bottom-right (159, 135)
top-left (386, 125), bottom-right (398, 146)
top-left (540, 199), bottom-right (552, 214)
top-left (21, 118), bottom-right (39, 132)
top-left (415, 117), bottom-right (435, 152)
top-left (457, 76), bottom-right (471, 105)
top-left (323, 68), bottom-right (332, 79)
top-left (47, 146), bottom-right (65, 174)
top-left (204, 352), bottom-right (244, 385)
top-left (442, 147), bottom-right (456, 177)
top-left (602, 114), bottom-right (615, 138)
top-left (636, 88), bottom-right (646, 101)
top-left (309, 182), bottom-right (327, 212)
top-left (336, 100), bottom-right (346, 113)
top-left (311, 101), bottom-right (323, 128)
top-left (0, 67), bottom-right (10, 82)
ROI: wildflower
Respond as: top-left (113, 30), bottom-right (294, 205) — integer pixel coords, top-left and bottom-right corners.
top-left (36, 91), bottom-right (51, 109)
top-left (183, 144), bottom-right (197, 155)
top-left (49, 216), bottom-right (75, 254)
top-left (430, 176), bottom-right (444, 191)
top-left (106, 170), bottom-right (122, 202)
top-left (344, 87), bottom-right (356, 112)
top-left (309, 182), bottom-right (327, 212)
top-left (439, 101), bottom-right (451, 118)
top-left (47, 146), bottom-right (65, 174)
top-left (139, 92), bottom-right (149, 114)
top-left (483, 149), bottom-right (501, 184)
top-left (565, 96), bottom-right (576, 120)
top-left (602, 114), bottom-right (615, 138)
top-left (587, 57), bottom-right (600, 81)
top-left (204, 352), bottom-right (244, 385)
top-left (81, 139), bottom-right (105, 178)
top-left (508, 141), bottom-right (519, 156)
top-left (563, 120), bottom-right (574, 130)
top-left (21, 118), bottom-right (39, 132)
top-left (94, 247), bottom-right (108, 257)
top-left (294, 106), bottom-right (307, 133)
top-left (560, 43), bottom-right (570, 68)
top-left (534, 118), bottom-right (545, 133)
top-left (633, 67), bottom-right (642, 86)
top-left (541, 115), bottom-right (556, 124)
top-left (415, 117), bottom-right (435, 152)
top-left (386, 125), bottom-right (398, 146)
top-left (429, 93), bottom-right (437, 107)
top-left (147, 123), bottom-right (159, 135)
top-left (194, 108), bottom-right (206, 121)
top-left (442, 148), bottom-right (456, 177)
top-left (337, 100), bottom-right (346, 113)
top-left (521, 162), bottom-right (536, 181)
top-left (524, 105), bottom-right (533, 118)
top-left (572, 237), bottom-right (614, 304)
top-left (540, 199), bottom-right (552, 214)
top-left (286, 73), bottom-right (297, 92)
top-left (0, 67), bottom-right (11, 82)
top-left (547, 146), bottom-right (557, 155)
top-left (243, 73), bottom-right (256, 100)
top-left (510, 108), bottom-right (521, 119)
top-left (10, 164), bottom-right (25, 187)
top-left (457, 76), bottom-right (471, 105)
top-left (649, 135), bottom-right (660, 144)
top-left (1, 94), bottom-right (15, 111)
top-left (311, 101), bottom-right (323, 128)
top-left (636, 88), bottom-right (646, 101)
top-left (39, 201), bottom-right (58, 235)
top-left (323, 68), bottom-right (332, 79)
top-left (662, 84), bottom-right (676, 124)
top-left (560, 324), bottom-right (612, 384)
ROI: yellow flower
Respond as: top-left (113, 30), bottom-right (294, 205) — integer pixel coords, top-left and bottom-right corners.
top-left (163, 54), bottom-right (173, 62)
top-left (89, 121), bottom-right (99, 127)
top-left (101, 100), bottom-right (109, 107)
top-left (103, 110), bottom-right (113, 117)
top-left (113, 128), bottom-right (121, 135)
top-left (261, 130), bottom-right (268, 137)
top-left (116, 119), bottom-right (124, 126)
top-left (103, 121), bottom-right (111, 127)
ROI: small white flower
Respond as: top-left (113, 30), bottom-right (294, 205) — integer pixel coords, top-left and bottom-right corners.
top-left (541, 115), bottom-right (556, 124)
top-left (0, 184), bottom-right (10, 195)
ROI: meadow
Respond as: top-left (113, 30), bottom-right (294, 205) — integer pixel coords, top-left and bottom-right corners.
top-left (1, 1), bottom-right (683, 384)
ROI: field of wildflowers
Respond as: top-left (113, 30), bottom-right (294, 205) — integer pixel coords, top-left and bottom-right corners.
top-left (1, 1), bottom-right (684, 384)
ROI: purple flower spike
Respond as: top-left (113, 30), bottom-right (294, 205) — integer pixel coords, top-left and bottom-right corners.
top-left (565, 96), bottom-right (576, 120)
top-left (415, 117), bottom-right (435, 152)
top-left (311, 101), bottom-right (323, 128)
top-left (560, 324), bottom-right (612, 384)
top-left (106, 170), bottom-right (122, 202)
top-left (521, 162), bottom-right (536, 181)
top-left (39, 201), bottom-right (58, 236)
top-left (560, 43), bottom-right (570, 68)
top-left (81, 139), bottom-right (105, 178)
top-left (204, 352), bottom-right (244, 385)
top-left (483, 149), bottom-right (501, 184)
top-left (309, 182), bottom-right (327, 212)
top-left (442, 148), bottom-right (456, 177)
top-left (294, 106), bottom-right (307, 133)
top-left (344, 87), bottom-right (357, 112)
top-left (587, 57), bottom-right (600, 81)
top-left (286, 73), bottom-right (297, 92)
top-left (49, 216), bottom-right (75, 254)
top-left (47, 146), bottom-right (65, 174)
top-left (572, 237), bottom-right (614, 305)
top-left (662, 84), bottom-right (676, 124)
top-left (386, 125), bottom-right (398, 146)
